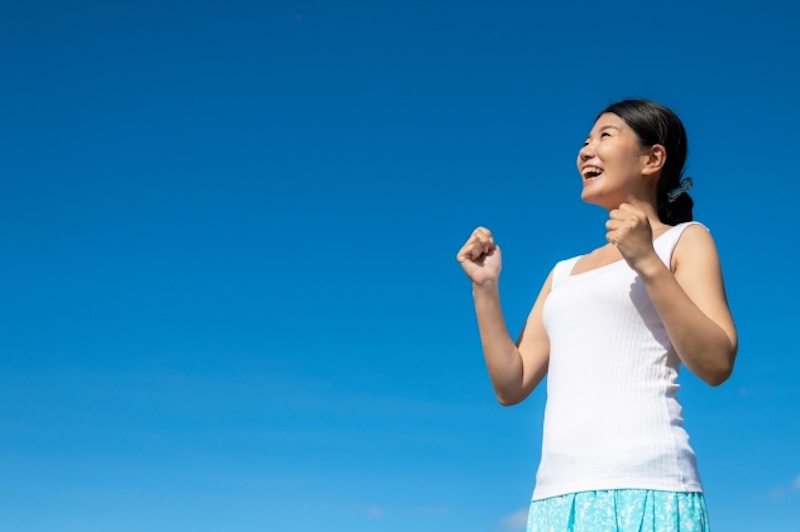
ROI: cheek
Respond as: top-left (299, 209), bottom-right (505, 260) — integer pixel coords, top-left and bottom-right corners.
top-left (596, 144), bottom-right (624, 166)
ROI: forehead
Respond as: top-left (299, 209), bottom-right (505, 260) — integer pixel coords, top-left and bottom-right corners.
top-left (590, 112), bottom-right (628, 133)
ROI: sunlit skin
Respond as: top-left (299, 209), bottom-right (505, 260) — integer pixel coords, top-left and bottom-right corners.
top-left (456, 112), bottom-right (737, 404)
top-left (579, 113), bottom-right (661, 211)
top-left (573, 112), bottom-right (671, 276)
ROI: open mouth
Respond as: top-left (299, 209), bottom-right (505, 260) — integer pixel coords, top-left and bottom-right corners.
top-left (581, 166), bottom-right (604, 181)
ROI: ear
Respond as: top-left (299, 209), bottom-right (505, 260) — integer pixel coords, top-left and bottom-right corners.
top-left (641, 144), bottom-right (666, 177)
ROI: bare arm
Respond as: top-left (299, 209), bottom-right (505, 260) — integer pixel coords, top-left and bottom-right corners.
top-left (607, 208), bottom-right (738, 386)
top-left (472, 273), bottom-right (552, 405)
top-left (636, 225), bottom-right (738, 385)
top-left (457, 227), bottom-right (551, 406)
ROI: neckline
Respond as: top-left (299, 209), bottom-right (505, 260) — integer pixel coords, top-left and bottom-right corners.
top-left (568, 223), bottom-right (684, 278)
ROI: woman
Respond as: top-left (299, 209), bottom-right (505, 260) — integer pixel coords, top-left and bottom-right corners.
top-left (456, 100), bottom-right (737, 531)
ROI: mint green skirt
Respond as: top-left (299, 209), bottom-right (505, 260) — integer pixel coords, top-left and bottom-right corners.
top-left (527, 490), bottom-right (709, 531)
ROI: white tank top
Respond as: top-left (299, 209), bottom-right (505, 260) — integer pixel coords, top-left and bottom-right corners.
top-left (533, 222), bottom-right (704, 500)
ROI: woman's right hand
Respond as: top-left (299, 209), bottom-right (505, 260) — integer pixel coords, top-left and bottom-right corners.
top-left (456, 227), bottom-right (502, 286)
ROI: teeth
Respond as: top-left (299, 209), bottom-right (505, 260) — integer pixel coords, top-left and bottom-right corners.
top-left (582, 166), bottom-right (603, 179)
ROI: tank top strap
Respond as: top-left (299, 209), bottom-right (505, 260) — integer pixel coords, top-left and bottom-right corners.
top-left (654, 221), bottom-right (708, 268)
top-left (551, 256), bottom-right (582, 289)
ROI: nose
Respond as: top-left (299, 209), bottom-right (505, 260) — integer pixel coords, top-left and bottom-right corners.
top-left (578, 141), bottom-right (595, 162)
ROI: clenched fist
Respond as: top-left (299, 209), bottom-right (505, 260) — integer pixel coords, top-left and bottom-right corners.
top-left (456, 227), bottom-right (502, 286)
top-left (605, 203), bottom-right (658, 274)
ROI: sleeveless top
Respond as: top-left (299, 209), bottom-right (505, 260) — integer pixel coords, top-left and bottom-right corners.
top-left (532, 222), bottom-right (705, 500)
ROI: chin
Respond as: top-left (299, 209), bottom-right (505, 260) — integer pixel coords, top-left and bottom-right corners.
top-left (580, 189), bottom-right (615, 211)
top-left (580, 188), bottom-right (601, 205)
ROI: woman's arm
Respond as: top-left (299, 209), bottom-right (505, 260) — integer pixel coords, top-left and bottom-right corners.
top-left (457, 227), bottom-right (551, 405)
top-left (641, 225), bottom-right (739, 386)
top-left (472, 272), bottom-right (552, 406)
top-left (607, 206), bottom-right (738, 386)
top-left (637, 225), bottom-right (738, 385)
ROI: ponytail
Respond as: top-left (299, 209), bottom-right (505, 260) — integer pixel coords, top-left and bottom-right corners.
top-left (657, 181), bottom-right (694, 225)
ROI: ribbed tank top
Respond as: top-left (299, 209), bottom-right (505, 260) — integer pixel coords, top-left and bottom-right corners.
top-left (533, 222), bottom-right (705, 500)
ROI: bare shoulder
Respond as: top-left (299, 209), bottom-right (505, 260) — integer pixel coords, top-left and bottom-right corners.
top-left (671, 221), bottom-right (738, 361)
top-left (672, 223), bottom-right (720, 272)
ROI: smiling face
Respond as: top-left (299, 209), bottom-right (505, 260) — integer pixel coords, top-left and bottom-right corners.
top-left (577, 112), bottom-right (658, 210)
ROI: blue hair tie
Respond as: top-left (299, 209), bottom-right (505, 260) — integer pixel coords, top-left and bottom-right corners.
top-left (667, 177), bottom-right (693, 203)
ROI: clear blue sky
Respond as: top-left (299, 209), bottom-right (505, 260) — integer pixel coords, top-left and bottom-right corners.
top-left (1, 1), bottom-right (798, 531)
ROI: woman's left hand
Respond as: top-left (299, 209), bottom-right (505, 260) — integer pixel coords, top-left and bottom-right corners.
top-left (605, 204), bottom-right (660, 275)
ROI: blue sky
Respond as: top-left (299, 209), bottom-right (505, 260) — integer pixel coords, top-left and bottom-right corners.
top-left (1, 1), bottom-right (798, 531)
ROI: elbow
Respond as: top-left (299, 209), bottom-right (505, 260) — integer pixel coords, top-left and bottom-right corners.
top-left (495, 391), bottom-right (524, 407)
top-left (497, 397), bottom-right (521, 407)
top-left (493, 371), bottom-right (544, 406)
top-left (703, 368), bottom-right (732, 387)
top-left (702, 349), bottom-right (737, 387)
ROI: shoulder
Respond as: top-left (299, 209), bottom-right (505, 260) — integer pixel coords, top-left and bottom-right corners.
top-left (556, 253), bottom-right (586, 267)
top-left (675, 221), bottom-right (714, 249)
top-left (672, 222), bottom-right (721, 273)
top-left (550, 254), bottom-right (583, 285)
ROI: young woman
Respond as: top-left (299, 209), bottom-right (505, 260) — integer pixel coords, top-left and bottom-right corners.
top-left (456, 100), bottom-right (737, 531)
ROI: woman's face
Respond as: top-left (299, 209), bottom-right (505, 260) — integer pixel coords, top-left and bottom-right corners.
top-left (577, 113), bottom-right (652, 209)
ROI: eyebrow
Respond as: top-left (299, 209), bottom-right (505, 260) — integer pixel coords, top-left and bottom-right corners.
top-left (584, 124), bottom-right (621, 141)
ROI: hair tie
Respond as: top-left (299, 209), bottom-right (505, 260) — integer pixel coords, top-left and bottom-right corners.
top-left (667, 177), bottom-right (693, 203)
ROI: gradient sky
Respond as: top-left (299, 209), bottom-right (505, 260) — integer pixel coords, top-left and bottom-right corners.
top-left (1, 1), bottom-right (799, 531)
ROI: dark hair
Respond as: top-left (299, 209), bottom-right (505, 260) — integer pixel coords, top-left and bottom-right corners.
top-left (600, 99), bottom-right (693, 224)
